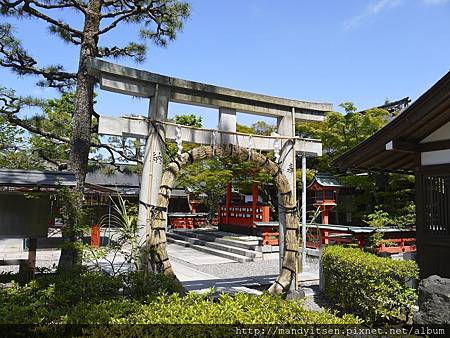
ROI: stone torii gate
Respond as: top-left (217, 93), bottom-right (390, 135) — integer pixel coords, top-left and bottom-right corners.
top-left (86, 58), bottom-right (332, 289)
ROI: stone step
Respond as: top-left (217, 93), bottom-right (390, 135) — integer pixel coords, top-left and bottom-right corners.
top-left (167, 232), bottom-right (262, 259)
top-left (169, 230), bottom-right (260, 253)
top-left (214, 237), bottom-right (259, 251)
top-left (172, 229), bottom-right (260, 251)
top-left (167, 238), bottom-right (254, 263)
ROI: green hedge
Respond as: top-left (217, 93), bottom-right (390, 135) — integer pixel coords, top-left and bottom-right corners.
top-left (0, 271), bottom-right (362, 325)
top-left (322, 246), bottom-right (418, 324)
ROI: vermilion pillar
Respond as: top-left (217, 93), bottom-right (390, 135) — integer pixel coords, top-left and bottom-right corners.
top-left (252, 182), bottom-right (258, 222)
top-left (322, 208), bottom-right (329, 225)
top-left (226, 183), bottom-right (232, 225)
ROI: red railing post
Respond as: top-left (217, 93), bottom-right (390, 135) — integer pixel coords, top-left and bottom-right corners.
top-left (225, 183), bottom-right (232, 225)
top-left (323, 230), bottom-right (329, 245)
top-left (91, 224), bottom-right (100, 247)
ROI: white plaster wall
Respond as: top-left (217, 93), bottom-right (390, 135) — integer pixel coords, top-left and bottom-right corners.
top-left (421, 149), bottom-right (450, 165)
top-left (421, 122), bottom-right (450, 143)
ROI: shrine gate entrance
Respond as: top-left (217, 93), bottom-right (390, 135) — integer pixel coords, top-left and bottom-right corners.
top-left (86, 58), bottom-right (331, 292)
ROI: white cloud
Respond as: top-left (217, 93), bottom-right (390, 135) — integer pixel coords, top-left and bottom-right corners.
top-left (343, 0), bottom-right (403, 30)
top-left (421, 0), bottom-right (449, 4)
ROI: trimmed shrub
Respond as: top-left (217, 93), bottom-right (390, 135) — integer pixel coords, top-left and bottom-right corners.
top-left (0, 271), bottom-right (362, 325)
top-left (322, 246), bottom-right (418, 324)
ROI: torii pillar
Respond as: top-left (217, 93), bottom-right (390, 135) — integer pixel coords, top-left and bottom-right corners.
top-left (138, 85), bottom-right (170, 241)
top-left (277, 109), bottom-right (298, 283)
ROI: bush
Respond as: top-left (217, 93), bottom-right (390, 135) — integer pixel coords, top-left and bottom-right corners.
top-left (0, 271), bottom-right (362, 326)
top-left (322, 246), bottom-right (418, 324)
top-left (0, 271), bottom-right (182, 324)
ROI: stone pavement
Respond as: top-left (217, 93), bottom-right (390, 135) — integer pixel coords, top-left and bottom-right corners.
top-left (166, 243), bottom-right (319, 298)
top-left (0, 238), bottom-right (60, 273)
top-left (169, 260), bottom-right (217, 282)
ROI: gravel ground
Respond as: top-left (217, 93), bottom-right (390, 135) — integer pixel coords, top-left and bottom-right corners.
top-left (169, 254), bottom-right (328, 312)
top-left (170, 255), bottom-right (280, 279)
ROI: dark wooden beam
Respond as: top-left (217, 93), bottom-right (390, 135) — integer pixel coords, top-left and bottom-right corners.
top-left (420, 139), bottom-right (450, 152)
top-left (385, 140), bottom-right (419, 153)
top-left (386, 139), bottom-right (450, 153)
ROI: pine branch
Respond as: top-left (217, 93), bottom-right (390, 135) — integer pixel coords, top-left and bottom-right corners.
top-left (49, 25), bottom-right (82, 45)
top-left (97, 1), bottom-right (189, 42)
top-left (3, 111), bottom-right (71, 144)
top-left (32, 148), bottom-right (65, 169)
top-left (0, 24), bottom-right (76, 89)
top-left (0, 87), bottom-right (70, 143)
top-left (97, 43), bottom-right (146, 62)
top-left (28, 0), bottom-right (86, 13)
top-left (92, 142), bottom-right (143, 164)
top-left (98, 7), bottom-right (143, 35)
top-left (1, 0), bottom-right (84, 38)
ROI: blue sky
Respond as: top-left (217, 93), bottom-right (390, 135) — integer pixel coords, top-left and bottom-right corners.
top-left (1, 0), bottom-right (449, 128)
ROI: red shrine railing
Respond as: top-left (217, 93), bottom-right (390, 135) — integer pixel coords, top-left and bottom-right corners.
top-left (218, 204), bottom-right (270, 228)
top-left (379, 238), bottom-right (416, 253)
top-left (262, 226), bottom-right (416, 253)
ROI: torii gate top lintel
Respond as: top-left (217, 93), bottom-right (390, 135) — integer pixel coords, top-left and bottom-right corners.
top-left (86, 57), bottom-right (332, 121)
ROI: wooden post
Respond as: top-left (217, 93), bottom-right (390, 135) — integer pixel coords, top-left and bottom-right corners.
top-left (301, 153), bottom-right (307, 273)
top-left (252, 181), bottom-right (258, 222)
top-left (27, 238), bottom-right (37, 280)
top-left (322, 208), bottom-right (329, 225)
top-left (322, 230), bottom-right (329, 245)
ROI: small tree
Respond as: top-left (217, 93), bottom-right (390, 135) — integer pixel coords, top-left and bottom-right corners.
top-left (84, 194), bottom-right (144, 276)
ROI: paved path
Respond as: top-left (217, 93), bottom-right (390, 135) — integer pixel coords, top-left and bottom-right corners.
top-left (0, 239), bottom-right (60, 273)
top-left (170, 260), bottom-right (217, 282)
top-left (167, 243), bottom-right (319, 294)
top-left (167, 244), bottom-right (235, 265)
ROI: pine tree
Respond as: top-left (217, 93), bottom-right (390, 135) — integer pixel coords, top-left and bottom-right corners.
top-left (0, 0), bottom-right (190, 270)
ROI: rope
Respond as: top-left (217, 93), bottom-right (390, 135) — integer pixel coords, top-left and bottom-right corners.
top-left (274, 138), bottom-right (281, 164)
top-left (211, 130), bottom-right (217, 156)
top-left (247, 135), bottom-right (255, 160)
top-left (175, 124), bottom-right (183, 160)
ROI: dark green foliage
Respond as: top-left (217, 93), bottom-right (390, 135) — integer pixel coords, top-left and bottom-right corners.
top-left (0, 271), bottom-right (361, 325)
top-left (322, 246), bottom-right (418, 324)
top-left (0, 271), bottom-right (183, 324)
top-left (56, 187), bottom-right (91, 270)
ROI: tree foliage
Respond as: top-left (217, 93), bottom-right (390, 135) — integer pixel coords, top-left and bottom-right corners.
top-left (297, 103), bottom-right (415, 227)
top-left (174, 114), bottom-right (202, 127)
top-left (0, 113), bottom-right (27, 168)
top-left (0, 0), bottom-right (190, 181)
top-left (170, 116), bottom-right (277, 218)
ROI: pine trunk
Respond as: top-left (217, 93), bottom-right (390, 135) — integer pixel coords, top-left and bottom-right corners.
top-left (58, 1), bottom-right (101, 271)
